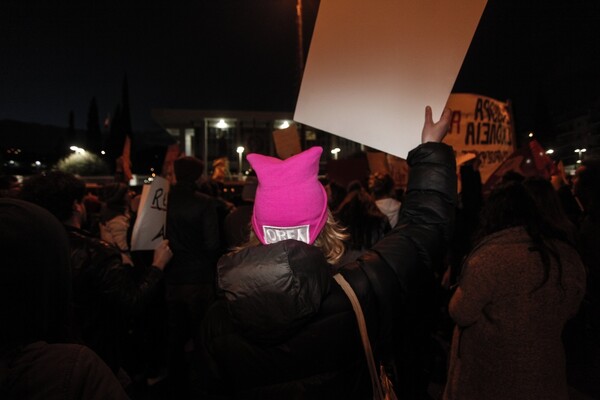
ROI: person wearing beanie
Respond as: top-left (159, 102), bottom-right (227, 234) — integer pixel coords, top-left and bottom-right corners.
top-left (0, 199), bottom-right (129, 399)
top-left (165, 155), bottom-right (220, 398)
top-left (199, 107), bottom-right (457, 399)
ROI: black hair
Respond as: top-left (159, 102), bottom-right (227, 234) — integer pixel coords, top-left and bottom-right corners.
top-left (370, 173), bottom-right (395, 200)
top-left (335, 188), bottom-right (390, 250)
top-left (19, 171), bottom-right (86, 222)
top-left (476, 180), bottom-right (566, 292)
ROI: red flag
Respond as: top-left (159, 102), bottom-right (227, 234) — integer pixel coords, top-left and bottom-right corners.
top-left (122, 135), bottom-right (133, 182)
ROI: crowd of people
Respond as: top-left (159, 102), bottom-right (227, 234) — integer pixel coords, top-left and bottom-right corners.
top-left (0, 106), bottom-right (598, 399)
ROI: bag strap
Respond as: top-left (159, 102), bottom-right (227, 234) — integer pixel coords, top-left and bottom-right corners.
top-left (334, 273), bottom-right (385, 399)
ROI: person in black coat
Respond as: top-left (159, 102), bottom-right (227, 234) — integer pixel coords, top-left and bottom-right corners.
top-left (199, 106), bottom-right (457, 399)
top-left (0, 199), bottom-right (129, 399)
top-left (165, 156), bottom-right (221, 397)
top-left (19, 172), bottom-right (172, 380)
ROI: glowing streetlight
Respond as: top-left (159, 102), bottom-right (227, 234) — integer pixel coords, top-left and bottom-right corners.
top-left (331, 147), bottom-right (341, 160)
top-left (528, 132), bottom-right (534, 138)
top-left (545, 149), bottom-right (554, 154)
top-left (69, 146), bottom-right (85, 154)
top-left (574, 148), bottom-right (586, 163)
top-left (237, 146), bottom-right (245, 179)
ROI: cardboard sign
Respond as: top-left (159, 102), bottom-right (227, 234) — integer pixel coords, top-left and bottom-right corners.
top-left (273, 125), bottom-right (302, 159)
top-left (444, 93), bottom-right (515, 183)
top-left (294, 0), bottom-right (487, 158)
top-left (131, 176), bottom-right (169, 250)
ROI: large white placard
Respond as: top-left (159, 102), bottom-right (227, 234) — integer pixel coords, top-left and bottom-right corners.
top-left (294, 0), bottom-right (487, 158)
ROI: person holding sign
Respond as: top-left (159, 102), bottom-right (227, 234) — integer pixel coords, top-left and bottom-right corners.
top-left (19, 171), bottom-right (173, 384)
top-left (199, 107), bottom-right (456, 399)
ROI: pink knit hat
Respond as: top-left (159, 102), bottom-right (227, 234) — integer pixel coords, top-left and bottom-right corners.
top-left (247, 147), bottom-right (328, 245)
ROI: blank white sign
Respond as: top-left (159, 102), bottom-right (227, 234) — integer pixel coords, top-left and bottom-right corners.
top-left (294, 0), bottom-right (487, 158)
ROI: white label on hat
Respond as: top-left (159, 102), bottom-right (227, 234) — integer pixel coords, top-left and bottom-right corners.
top-left (263, 225), bottom-right (310, 244)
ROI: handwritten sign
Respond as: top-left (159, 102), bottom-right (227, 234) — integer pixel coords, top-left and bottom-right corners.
top-left (131, 176), bottom-right (169, 250)
top-left (444, 93), bottom-right (516, 183)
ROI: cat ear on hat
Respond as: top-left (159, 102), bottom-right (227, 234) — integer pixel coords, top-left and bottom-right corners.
top-left (247, 147), bottom-right (327, 245)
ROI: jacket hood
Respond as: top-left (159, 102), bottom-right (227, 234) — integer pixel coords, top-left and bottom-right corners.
top-left (217, 240), bottom-right (331, 344)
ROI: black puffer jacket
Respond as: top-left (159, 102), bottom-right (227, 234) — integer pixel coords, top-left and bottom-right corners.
top-left (66, 226), bottom-right (164, 372)
top-left (200, 142), bottom-right (456, 399)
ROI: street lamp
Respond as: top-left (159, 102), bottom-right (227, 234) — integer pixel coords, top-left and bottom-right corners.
top-left (574, 148), bottom-right (586, 163)
top-left (69, 146), bottom-right (85, 154)
top-left (331, 147), bottom-right (341, 160)
top-left (237, 146), bottom-right (245, 179)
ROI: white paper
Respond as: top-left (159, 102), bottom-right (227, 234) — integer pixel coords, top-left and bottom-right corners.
top-left (294, 0), bottom-right (487, 158)
top-left (131, 176), bottom-right (169, 251)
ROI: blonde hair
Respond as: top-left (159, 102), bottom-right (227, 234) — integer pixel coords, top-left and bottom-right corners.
top-left (234, 210), bottom-right (348, 265)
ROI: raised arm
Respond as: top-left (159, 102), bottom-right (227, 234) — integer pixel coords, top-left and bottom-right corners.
top-left (422, 106), bottom-right (452, 144)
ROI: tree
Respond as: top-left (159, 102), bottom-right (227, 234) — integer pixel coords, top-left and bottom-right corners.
top-left (105, 105), bottom-right (124, 172)
top-left (86, 97), bottom-right (102, 154)
top-left (56, 152), bottom-right (110, 176)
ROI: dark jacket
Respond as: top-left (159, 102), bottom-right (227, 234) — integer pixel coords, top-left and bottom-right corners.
top-left (66, 226), bottom-right (164, 372)
top-left (199, 142), bottom-right (456, 399)
top-left (443, 227), bottom-right (585, 400)
top-left (0, 199), bottom-right (129, 399)
top-left (166, 182), bottom-right (220, 284)
top-left (1, 342), bottom-right (129, 400)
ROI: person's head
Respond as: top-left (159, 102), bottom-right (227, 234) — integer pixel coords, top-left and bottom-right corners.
top-left (101, 182), bottom-right (130, 208)
top-left (99, 182), bottom-right (130, 222)
top-left (478, 180), bottom-right (539, 237)
top-left (523, 177), bottom-right (577, 245)
top-left (369, 172), bottom-right (395, 200)
top-left (0, 199), bottom-right (72, 354)
top-left (243, 147), bottom-right (347, 264)
top-left (0, 175), bottom-right (21, 198)
top-left (19, 171), bottom-right (86, 225)
top-left (324, 180), bottom-right (346, 211)
top-left (335, 185), bottom-right (389, 250)
top-left (478, 179), bottom-right (569, 291)
top-left (173, 156), bottom-right (204, 184)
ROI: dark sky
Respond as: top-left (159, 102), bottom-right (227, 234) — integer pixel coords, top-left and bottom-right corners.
top-left (1, 0), bottom-right (599, 143)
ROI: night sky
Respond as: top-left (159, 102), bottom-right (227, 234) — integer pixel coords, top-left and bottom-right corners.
top-left (1, 0), bottom-right (599, 144)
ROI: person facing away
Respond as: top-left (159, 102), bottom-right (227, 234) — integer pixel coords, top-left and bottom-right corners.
top-left (164, 156), bottom-right (220, 398)
top-left (99, 182), bottom-right (134, 265)
top-left (335, 180), bottom-right (391, 265)
top-left (0, 198), bottom-right (129, 400)
top-left (19, 171), bottom-right (172, 377)
top-left (369, 172), bottom-right (402, 228)
top-left (199, 106), bottom-right (457, 399)
top-left (443, 179), bottom-right (586, 400)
